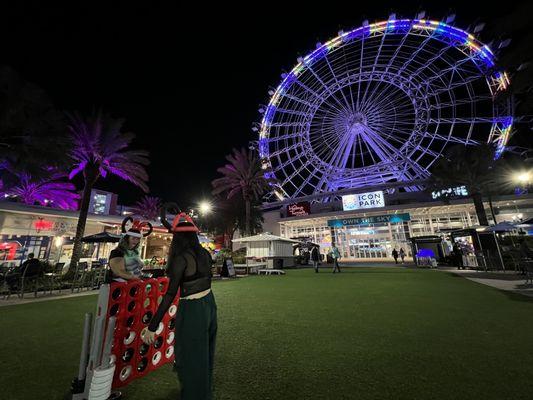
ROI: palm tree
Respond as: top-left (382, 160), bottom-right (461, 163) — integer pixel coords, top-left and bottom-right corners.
top-left (0, 169), bottom-right (79, 209)
top-left (208, 196), bottom-right (264, 247)
top-left (68, 111), bottom-right (149, 268)
top-left (212, 148), bottom-right (274, 236)
top-left (429, 144), bottom-right (502, 226)
top-left (130, 195), bottom-right (162, 221)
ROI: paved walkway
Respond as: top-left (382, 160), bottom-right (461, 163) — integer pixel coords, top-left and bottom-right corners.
top-left (0, 289), bottom-right (97, 307)
top-left (439, 267), bottom-right (533, 297)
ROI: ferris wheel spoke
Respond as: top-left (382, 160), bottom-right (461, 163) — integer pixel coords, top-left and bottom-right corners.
top-left (383, 31), bottom-right (413, 74)
top-left (396, 32), bottom-right (437, 77)
top-left (356, 36), bottom-right (366, 109)
top-left (419, 131), bottom-right (480, 145)
top-left (278, 91), bottom-right (316, 108)
top-left (429, 95), bottom-right (492, 109)
top-left (429, 117), bottom-right (494, 124)
top-left (359, 125), bottom-right (396, 163)
top-left (272, 150), bottom-right (307, 171)
top-left (407, 42), bottom-right (456, 82)
top-left (292, 170), bottom-right (321, 198)
top-left (269, 142), bottom-right (304, 159)
top-left (324, 54), bottom-right (356, 112)
top-left (360, 35), bottom-right (390, 111)
top-left (327, 131), bottom-right (358, 169)
top-left (280, 159), bottom-right (314, 187)
top-left (424, 63), bottom-right (484, 96)
top-left (364, 88), bottom-right (413, 115)
top-left (362, 126), bottom-right (418, 181)
top-left (271, 107), bottom-right (310, 119)
top-left (306, 64), bottom-right (354, 114)
top-left (265, 131), bottom-right (307, 142)
top-left (292, 79), bottom-right (328, 104)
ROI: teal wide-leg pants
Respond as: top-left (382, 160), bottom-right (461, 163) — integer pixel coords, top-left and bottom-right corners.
top-left (174, 291), bottom-right (217, 400)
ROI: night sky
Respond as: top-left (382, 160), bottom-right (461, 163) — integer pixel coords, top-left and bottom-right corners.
top-left (0, 1), bottom-right (529, 207)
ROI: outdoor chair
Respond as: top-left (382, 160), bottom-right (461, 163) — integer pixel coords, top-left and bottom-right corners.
top-left (522, 258), bottom-right (533, 285)
top-left (0, 264), bottom-right (11, 299)
top-left (504, 253), bottom-right (521, 273)
top-left (43, 262), bottom-right (65, 294)
top-left (71, 262), bottom-right (89, 293)
top-left (19, 263), bottom-right (45, 299)
top-left (90, 262), bottom-right (107, 289)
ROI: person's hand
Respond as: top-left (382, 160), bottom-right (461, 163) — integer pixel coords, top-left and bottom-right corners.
top-left (142, 328), bottom-right (157, 345)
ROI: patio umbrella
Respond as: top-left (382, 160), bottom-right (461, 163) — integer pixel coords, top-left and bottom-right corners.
top-left (485, 222), bottom-right (517, 232)
top-left (519, 217), bottom-right (533, 226)
top-left (81, 232), bottom-right (121, 243)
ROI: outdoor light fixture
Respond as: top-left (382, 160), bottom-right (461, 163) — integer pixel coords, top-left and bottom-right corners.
top-left (199, 201), bottom-right (212, 215)
top-left (54, 236), bottom-right (63, 248)
top-left (515, 171), bottom-right (531, 184)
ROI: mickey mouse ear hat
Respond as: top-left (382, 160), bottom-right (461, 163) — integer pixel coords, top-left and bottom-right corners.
top-left (121, 216), bottom-right (154, 238)
top-left (160, 202), bottom-right (199, 233)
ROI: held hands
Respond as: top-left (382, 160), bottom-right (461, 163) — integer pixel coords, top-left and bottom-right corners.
top-left (141, 327), bottom-right (157, 345)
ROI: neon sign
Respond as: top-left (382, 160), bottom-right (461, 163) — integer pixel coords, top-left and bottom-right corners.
top-left (34, 219), bottom-right (55, 231)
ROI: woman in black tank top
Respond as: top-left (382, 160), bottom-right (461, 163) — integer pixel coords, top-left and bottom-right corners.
top-left (143, 205), bottom-right (217, 400)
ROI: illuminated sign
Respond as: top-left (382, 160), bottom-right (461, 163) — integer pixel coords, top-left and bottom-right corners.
top-left (431, 186), bottom-right (468, 200)
top-left (328, 213), bottom-right (410, 227)
top-left (33, 219), bottom-right (76, 233)
top-left (287, 202), bottom-right (311, 217)
top-left (34, 220), bottom-right (54, 231)
top-left (342, 191), bottom-right (385, 211)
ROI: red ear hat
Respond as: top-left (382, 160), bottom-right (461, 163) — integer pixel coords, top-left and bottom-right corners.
top-left (121, 216), bottom-right (154, 238)
top-left (160, 202), bottom-right (199, 233)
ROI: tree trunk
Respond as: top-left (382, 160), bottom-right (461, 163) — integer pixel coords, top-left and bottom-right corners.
top-left (472, 192), bottom-right (489, 226)
top-left (488, 193), bottom-right (497, 225)
top-left (70, 168), bottom-right (98, 269)
top-left (244, 198), bottom-right (251, 237)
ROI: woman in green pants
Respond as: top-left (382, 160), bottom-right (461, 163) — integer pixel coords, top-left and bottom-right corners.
top-left (144, 203), bottom-right (217, 400)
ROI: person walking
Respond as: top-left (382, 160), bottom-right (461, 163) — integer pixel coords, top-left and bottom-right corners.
top-left (311, 246), bottom-right (320, 273)
top-left (392, 248), bottom-right (399, 264)
top-left (330, 245), bottom-right (341, 273)
top-left (399, 248), bottom-right (406, 264)
top-left (452, 242), bottom-right (463, 270)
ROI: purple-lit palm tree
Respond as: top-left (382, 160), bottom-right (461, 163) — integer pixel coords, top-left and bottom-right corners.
top-left (130, 195), bottom-right (162, 221)
top-left (68, 111), bottom-right (149, 268)
top-left (212, 148), bottom-right (274, 236)
top-left (0, 170), bottom-right (79, 209)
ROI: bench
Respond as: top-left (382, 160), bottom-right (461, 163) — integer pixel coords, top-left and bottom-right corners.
top-left (258, 269), bottom-right (285, 276)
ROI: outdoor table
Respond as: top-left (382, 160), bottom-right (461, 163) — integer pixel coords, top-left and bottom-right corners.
top-left (233, 264), bottom-right (266, 275)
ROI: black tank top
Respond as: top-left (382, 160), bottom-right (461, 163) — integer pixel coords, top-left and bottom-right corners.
top-left (148, 248), bottom-right (212, 332)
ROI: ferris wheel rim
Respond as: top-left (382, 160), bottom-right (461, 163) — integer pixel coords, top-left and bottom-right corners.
top-left (258, 18), bottom-right (513, 201)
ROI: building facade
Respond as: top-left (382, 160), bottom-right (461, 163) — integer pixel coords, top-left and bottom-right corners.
top-left (263, 191), bottom-right (533, 261)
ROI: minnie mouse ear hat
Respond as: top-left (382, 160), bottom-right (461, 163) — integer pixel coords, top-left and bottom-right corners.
top-left (160, 202), bottom-right (199, 233)
top-left (121, 216), bottom-right (154, 238)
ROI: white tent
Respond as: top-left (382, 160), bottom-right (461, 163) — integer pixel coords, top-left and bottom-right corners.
top-left (232, 233), bottom-right (301, 268)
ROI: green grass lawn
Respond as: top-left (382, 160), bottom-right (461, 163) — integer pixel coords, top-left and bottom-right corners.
top-left (2, 267), bottom-right (533, 400)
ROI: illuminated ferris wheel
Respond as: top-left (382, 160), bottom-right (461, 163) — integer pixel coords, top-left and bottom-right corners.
top-left (258, 18), bottom-right (513, 201)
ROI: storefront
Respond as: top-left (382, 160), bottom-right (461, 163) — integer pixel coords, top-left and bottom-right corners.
top-left (263, 193), bottom-right (533, 261)
top-left (0, 202), bottom-right (125, 267)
